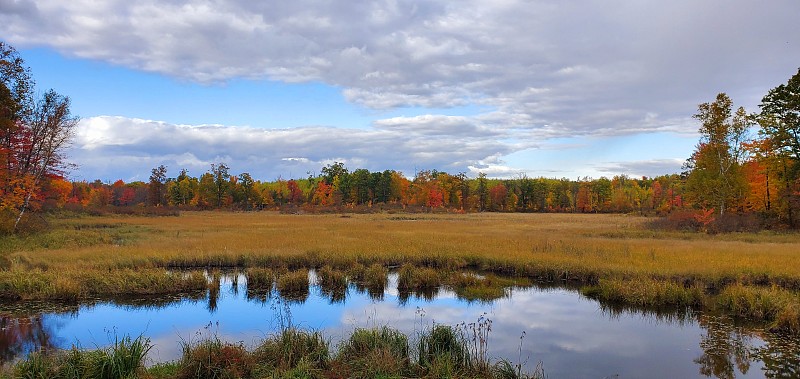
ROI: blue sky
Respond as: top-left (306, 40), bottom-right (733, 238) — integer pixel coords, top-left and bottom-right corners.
top-left (3, 0), bottom-right (799, 182)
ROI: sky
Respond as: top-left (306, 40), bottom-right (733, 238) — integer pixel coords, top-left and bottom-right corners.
top-left (2, 0), bottom-right (799, 182)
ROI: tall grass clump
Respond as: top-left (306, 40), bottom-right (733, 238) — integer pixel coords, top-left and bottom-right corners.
top-left (335, 326), bottom-right (410, 378)
top-left (245, 267), bottom-right (273, 303)
top-left (397, 264), bottom-right (443, 293)
top-left (252, 328), bottom-right (329, 376)
top-left (717, 284), bottom-right (800, 333)
top-left (361, 264), bottom-right (388, 298)
top-left (276, 269), bottom-right (310, 303)
top-left (177, 337), bottom-right (253, 379)
top-left (418, 324), bottom-right (470, 372)
top-left (10, 335), bottom-right (150, 379)
top-left (12, 351), bottom-right (53, 379)
top-left (581, 277), bottom-right (704, 309)
top-left (94, 335), bottom-right (152, 379)
top-left (317, 266), bottom-right (348, 303)
top-left (448, 272), bottom-right (517, 303)
top-left (492, 360), bottom-right (547, 379)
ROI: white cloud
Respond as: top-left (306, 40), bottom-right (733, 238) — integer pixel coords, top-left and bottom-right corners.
top-left (596, 159), bottom-right (686, 178)
top-left (3, 0), bottom-right (797, 139)
top-left (68, 115), bottom-right (517, 180)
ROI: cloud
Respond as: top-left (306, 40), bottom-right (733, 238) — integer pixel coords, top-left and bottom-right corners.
top-left (3, 0), bottom-right (798, 142)
top-left (595, 159), bottom-right (685, 178)
top-left (69, 116), bottom-right (517, 180)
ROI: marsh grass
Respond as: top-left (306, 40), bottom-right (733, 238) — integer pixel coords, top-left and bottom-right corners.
top-left (418, 324), bottom-right (470, 370)
top-left (252, 328), bottom-right (329, 376)
top-left (397, 264), bottom-right (443, 292)
top-left (276, 270), bottom-right (309, 303)
top-left (316, 266), bottom-right (348, 303)
top-left (245, 268), bottom-right (273, 289)
top-left (336, 326), bottom-right (410, 379)
top-left (3, 212), bottom-right (800, 332)
top-left (9, 335), bottom-right (150, 379)
top-left (177, 337), bottom-right (253, 379)
top-left (717, 284), bottom-right (800, 333)
top-left (1, 326), bottom-right (560, 379)
top-left (448, 273), bottom-right (526, 303)
top-left (0, 269), bottom-right (207, 301)
top-left (361, 264), bottom-right (388, 299)
top-left (581, 277), bottom-right (705, 309)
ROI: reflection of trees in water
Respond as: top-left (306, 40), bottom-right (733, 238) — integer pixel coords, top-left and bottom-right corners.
top-left (692, 315), bottom-right (800, 378)
top-left (319, 284), bottom-right (348, 304)
top-left (0, 315), bottom-right (57, 364)
top-left (596, 302), bottom-right (696, 326)
top-left (353, 282), bottom-right (384, 301)
top-left (397, 287), bottom-right (438, 305)
top-left (752, 332), bottom-right (800, 378)
top-left (694, 315), bottom-right (754, 379)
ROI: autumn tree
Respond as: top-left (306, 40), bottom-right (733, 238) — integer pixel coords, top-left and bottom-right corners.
top-left (168, 169), bottom-right (197, 206)
top-left (1, 42), bottom-right (78, 231)
top-left (685, 93), bottom-right (750, 215)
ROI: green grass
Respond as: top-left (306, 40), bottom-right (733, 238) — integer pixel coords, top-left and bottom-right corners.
top-left (335, 327), bottom-right (411, 379)
top-left (8, 335), bottom-right (150, 379)
top-left (252, 328), bottom-right (329, 375)
top-left (6, 327), bottom-right (546, 379)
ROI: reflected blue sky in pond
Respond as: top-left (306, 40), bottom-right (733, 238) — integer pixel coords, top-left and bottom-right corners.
top-left (32, 274), bottom-right (776, 378)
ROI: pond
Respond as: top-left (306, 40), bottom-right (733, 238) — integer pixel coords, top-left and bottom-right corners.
top-left (1, 271), bottom-right (798, 378)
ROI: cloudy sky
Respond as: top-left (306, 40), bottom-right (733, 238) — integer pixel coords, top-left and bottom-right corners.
top-left (2, 0), bottom-right (799, 182)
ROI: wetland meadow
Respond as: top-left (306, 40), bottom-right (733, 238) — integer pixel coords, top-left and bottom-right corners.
top-left (1, 212), bottom-right (799, 378)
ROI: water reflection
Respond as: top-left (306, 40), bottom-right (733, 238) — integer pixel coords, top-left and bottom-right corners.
top-left (694, 316), bottom-right (755, 379)
top-left (0, 316), bottom-right (57, 362)
top-left (0, 271), bottom-right (797, 378)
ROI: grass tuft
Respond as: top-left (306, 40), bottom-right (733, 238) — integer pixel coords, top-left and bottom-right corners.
top-left (336, 326), bottom-right (410, 379)
top-left (253, 328), bottom-right (329, 375)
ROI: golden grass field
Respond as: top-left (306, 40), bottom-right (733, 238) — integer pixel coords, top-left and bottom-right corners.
top-left (1, 211), bottom-right (799, 332)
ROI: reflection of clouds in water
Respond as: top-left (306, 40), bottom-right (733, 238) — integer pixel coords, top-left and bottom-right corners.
top-left (22, 281), bottom-right (771, 378)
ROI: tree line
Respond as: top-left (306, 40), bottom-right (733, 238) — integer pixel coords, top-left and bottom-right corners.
top-left (43, 164), bottom-right (685, 215)
top-left (2, 37), bottom-right (799, 232)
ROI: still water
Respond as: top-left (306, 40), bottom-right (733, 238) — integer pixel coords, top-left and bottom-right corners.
top-left (1, 272), bottom-right (798, 378)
